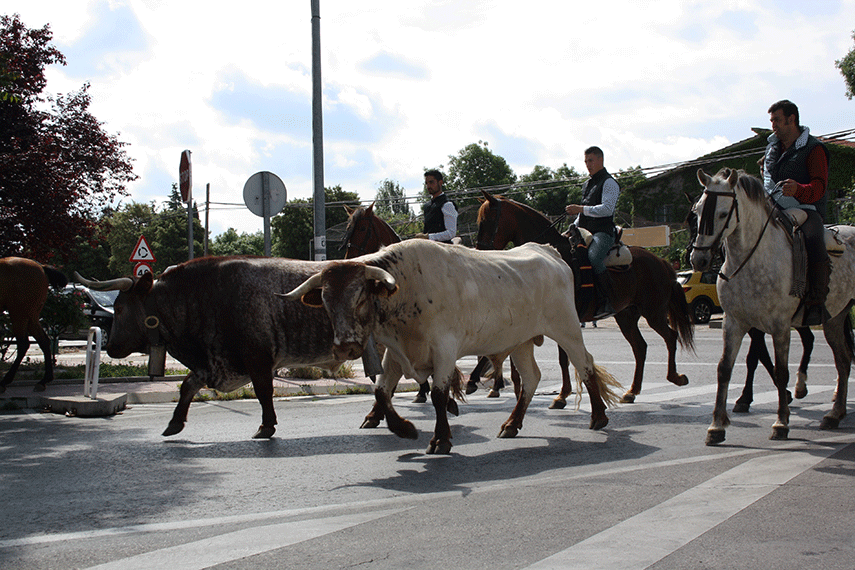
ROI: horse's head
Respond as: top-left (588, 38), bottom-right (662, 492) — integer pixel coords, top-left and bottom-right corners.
top-left (690, 168), bottom-right (741, 271)
top-left (342, 202), bottom-right (401, 258)
top-left (476, 190), bottom-right (512, 250)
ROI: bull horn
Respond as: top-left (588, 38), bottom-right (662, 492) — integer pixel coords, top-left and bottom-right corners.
top-left (365, 266), bottom-right (396, 290)
top-left (74, 271), bottom-right (133, 291)
top-left (281, 272), bottom-right (324, 301)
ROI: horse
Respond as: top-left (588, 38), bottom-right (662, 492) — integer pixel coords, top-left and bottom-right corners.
top-left (0, 257), bottom-right (68, 392)
top-left (476, 191), bottom-right (695, 413)
top-left (342, 203), bottom-right (401, 259)
top-left (690, 168), bottom-right (855, 444)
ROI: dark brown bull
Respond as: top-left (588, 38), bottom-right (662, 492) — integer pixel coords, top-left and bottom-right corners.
top-left (76, 256), bottom-right (343, 439)
top-left (0, 257), bottom-right (68, 392)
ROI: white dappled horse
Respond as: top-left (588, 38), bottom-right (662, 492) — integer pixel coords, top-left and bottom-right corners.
top-left (690, 168), bottom-right (855, 445)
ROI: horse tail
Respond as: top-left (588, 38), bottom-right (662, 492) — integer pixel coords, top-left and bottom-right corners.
top-left (42, 265), bottom-right (68, 289)
top-left (668, 279), bottom-right (696, 352)
top-left (450, 366), bottom-right (466, 402)
top-left (575, 363), bottom-right (623, 409)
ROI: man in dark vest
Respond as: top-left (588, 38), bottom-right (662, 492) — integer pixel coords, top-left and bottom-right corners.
top-left (763, 99), bottom-right (831, 325)
top-left (566, 146), bottom-right (620, 319)
top-left (417, 169), bottom-right (458, 243)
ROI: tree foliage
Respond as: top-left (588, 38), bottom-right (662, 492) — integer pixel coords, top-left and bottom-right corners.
top-left (0, 14), bottom-right (136, 261)
top-left (374, 178), bottom-right (411, 218)
top-left (836, 30), bottom-right (855, 100)
top-left (444, 141), bottom-right (517, 211)
top-left (210, 228), bottom-right (264, 256)
top-left (519, 163), bottom-right (583, 216)
top-left (271, 185), bottom-right (359, 260)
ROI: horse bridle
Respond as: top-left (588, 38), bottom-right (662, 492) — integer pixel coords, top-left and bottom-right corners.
top-left (476, 199), bottom-right (503, 249)
top-left (340, 216), bottom-right (374, 255)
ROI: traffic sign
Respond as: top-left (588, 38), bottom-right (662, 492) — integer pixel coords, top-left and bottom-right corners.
top-left (243, 171), bottom-right (287, 217)
top-left (179, 150), bottom-right (192, 203)
top-left (134, 262), bottom-right (152, 277)
top-left (130, 235), bottom-right (156, 263)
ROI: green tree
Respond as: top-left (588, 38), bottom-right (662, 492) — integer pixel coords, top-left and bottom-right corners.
top-left (519, 163), bottom-right (584, 216)
top-left (835, 30), bottom-right (855, 99)
top-left (148, 185), bottom-right (204, 269)
top-left (271, 186), bottom-right (359, 260)
top-left (105, 201), bottom-right (157, 276)
top-left (0, 15), bottom-right (136, 261)
top-left (613, 165), bottom-right (646, 226)
top-left (210, 228), bottom-right (265, 256)
top-left (374, 179), bottom-right (411, 218)
top-left (445, 141), bottom-right (517, 201)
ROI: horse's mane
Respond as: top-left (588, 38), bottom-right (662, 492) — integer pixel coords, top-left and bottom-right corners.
top-left (478, 194), bottom-right (553, 227)
top-left (711, 168), bottom-right (767, 204)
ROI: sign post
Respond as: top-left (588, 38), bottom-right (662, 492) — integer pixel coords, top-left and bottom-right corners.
top-left (179, 150), bottom-right (193, 260)
top-left (243, 171), bottom-right (287, 256)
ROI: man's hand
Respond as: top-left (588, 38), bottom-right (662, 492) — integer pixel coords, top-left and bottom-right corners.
top-left (780, 179), bottom-right (798, 197)
top-left (565, 204), bottom-right (584, 215)
top-left (414, 233), bottom-right (429, 239)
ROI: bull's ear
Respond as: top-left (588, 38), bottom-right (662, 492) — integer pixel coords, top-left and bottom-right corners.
top-left (301, 289), bottom-right (323, 307)
top-left (135, 272), bottom-right (154, 295)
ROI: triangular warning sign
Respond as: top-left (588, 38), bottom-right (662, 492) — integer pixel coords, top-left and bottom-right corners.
top-left (129, 235), bottom-right (156, 263)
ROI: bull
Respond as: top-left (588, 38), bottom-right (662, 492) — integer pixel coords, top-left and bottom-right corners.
top-left (283, 240), bottom-right (621, 454)
top-left (76, 256), bottom-right (345, 439)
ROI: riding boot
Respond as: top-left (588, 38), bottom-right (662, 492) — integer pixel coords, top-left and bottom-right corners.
top-left (593, 272), bottom-right (617, 320)
top-left (803, 259), bottom-right (830, 326)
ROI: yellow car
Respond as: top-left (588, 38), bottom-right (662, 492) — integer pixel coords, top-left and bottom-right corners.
top-left (677, 270), bottom-right (722, 324)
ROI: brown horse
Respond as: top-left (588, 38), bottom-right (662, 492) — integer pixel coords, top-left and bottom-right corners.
top-left (0, 257), bottom-right (68, 392)
top-left (342, 203), bottom-right (401, 259)
top-left (476, 191), bottom-right (695, 408)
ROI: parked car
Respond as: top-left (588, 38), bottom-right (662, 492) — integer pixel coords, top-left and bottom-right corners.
top-left (60, 284), bottom-right (118, 345)
top-left (677, 270), bottom-right (722, 324)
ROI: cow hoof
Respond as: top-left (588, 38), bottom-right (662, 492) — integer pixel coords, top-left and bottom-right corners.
top-left (705, 428), bottom-right (725, 446)
top-left (820, 415), bottom-right (840, 430)
top-left (360, 418), bottom-right (381, 429)
top-left (427, 440), bottom-right (452, 454)
top-left (549, 398), bottom-right (567, 410)
top-left (498, 426), bottom-right (519, 438)
top-left (620, 392), bottom-right (636, 404)
top-left (412, 394), bottom-right (427, 403)
top-left (33, 383), bottom-right (46, 393)
top-left (589, 416), bottom-right (609, 430)
top-left (670, 374), bottom-right (689, 387)
top-left (487, 389), bottom-right (500, 398)
top-left (465, 381), bottom-right (478, 395)
top-left (446, 399), bottom-right (459, 417)
top-left (390, 420), bottom-right (418, 440)
top-left (162, 422), bottom-right (185, 436)
top-left (732, 401), bottom-right (750, 414)
top-left (770, 425), bottom-right (789, 440)
top-left (795, 385), bottom-right (808, 400)
top-left (252, 425), bottom-right (276, 439)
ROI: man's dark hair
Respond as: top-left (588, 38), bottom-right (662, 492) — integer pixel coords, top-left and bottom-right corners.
top-left (768, 99), bottom-right (800, 127)
top-left (584, 146), bottom-right (604, 158)
top-left (424, 169), bottom-right (443, 182)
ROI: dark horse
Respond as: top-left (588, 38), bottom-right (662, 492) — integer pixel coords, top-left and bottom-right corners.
top-left (342, 203), bottom-right (401, 258)
top-left (476, 191), bottom-right (695, 409)
top-left (0, 257), bottom-right (68, 392)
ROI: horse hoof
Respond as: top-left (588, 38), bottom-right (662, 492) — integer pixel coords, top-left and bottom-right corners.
top-left (770, 426), bottom-right (789, 440)
top-left (549, 398), bottom-right (567, 410)
top-left (705, 429), bottom-right (725, 445)
top-left (795, 386), bottom-right (808, 400)
top-left (412, 394), bottom-right (427, 403)
top-left (465, 382), bottom-right (478, 395)
top-left (589, 416), bottom-right (609, 430)
top-left (498, 426), bottom-right (519, 438)
top-left (361, 418), bottom-right (381, 429)
top-left (786, 390), bottom-right (793, 405)
top-left (620, 392), bottom-right (636, 404)
top-left (820, 416), bottom-right (840, 430)
top-left (732, 402), bottom-right (750, 414)
top-left (162, 422), bottom-right (185, 436)
top-left (447, 399), bottom-right (459, 416)
top-left (487, 390), bottom-right (500, 398)
top-left (671, 374), bottom-right (689, 387)
top-left (33, 383), bottom-right (46, 393)
top-left (252, 425), bottom-right (276, 439)
top-left (427, 440), bottom-right (452, 454)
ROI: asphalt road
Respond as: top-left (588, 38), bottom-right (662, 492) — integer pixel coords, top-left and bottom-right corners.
top-left (1, 322), bottom-right (853, 570)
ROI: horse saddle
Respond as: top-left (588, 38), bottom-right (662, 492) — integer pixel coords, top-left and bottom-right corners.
top-left (576, 226), bottom-right (634, 267)
top-left (778, 208), bottom-right (844, 300)
top-left (782, 208), bottom-right (845, 256)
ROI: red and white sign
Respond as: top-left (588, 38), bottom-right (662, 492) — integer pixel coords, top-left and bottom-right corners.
top-left (179, 149), bottom-right (192, 203)
top-left (130, 235), bottom-right (156, 263)
top-left (133, 263), bottom-right (152, 277)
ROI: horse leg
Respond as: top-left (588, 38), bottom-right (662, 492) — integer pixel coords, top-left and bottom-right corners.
top-left (548, 347), bottom-right (573, 409)
top-left (499, 341), bottom-right (539, 438)
top-left (488, 355), bottom-right (505, 398)
top-left (31, 323), bottom-right (54, 391)
top-left (0, 335), bottom-right (30, 393)
top-left (734, 328), bottom-right (771, 413)
top-left (820, 313), bottom-right (850, 430)
top-left (769, 332), bottom-right (792, 440)
top-left (613, 308), bottom-right (647, 403)
top-left (706, 325), bottom-right (744, 445)
top-left (163, 373), bottom-right (205, 436)
top-left (509, 358), bottom-right (521, 400)
top-left (466, 356), bottom-right (490, 395)
top-left (794, 327), bottom-right (814, 400)
top-left (644, 308), bottom-right (690, 390)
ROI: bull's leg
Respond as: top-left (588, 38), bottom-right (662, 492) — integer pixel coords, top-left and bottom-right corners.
top-left (372, 357), bottom-right (418, 439)
top-left (820, 314), bottom-right (850, 430)
top-left (0, 335), bottom-right (30, 393)
top-left (427, 383), bottom-right (452, 454)
top-left (487, 356), bottom-right (505, 398)
top-left (499, 341), bottom-right (539, 438)
top-left (30, 324), bottom-right (54, 392)
top-left (163, 373), bottom-right (205, 436)
top-left (614, 309), bottom-right (647, 404)
top-left (706, 324), bottom-right (745, 445)
top-left (549, 347), bottom-right (572, 409)
top-left (794, 327), bottom-right (814, 400)
top-left (467, 356), bottom-right (491, 395)
top-left (362, 355), bottom-right (402, 429)
top-left (249, 371), bottom-right (277, 439)
top-left (412, 379), bottom-right (429, 403)
top-left (769, 332), bottom-right (792, 440)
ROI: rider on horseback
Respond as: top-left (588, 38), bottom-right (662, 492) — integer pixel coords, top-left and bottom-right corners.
top-left (566, 146), bottom-right (621, 320)
top-left (763, 100), bottom-right (831, 325)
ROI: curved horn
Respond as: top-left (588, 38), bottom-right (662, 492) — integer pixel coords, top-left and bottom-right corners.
top-left (365, 265), bottom-right (396, 290)
top-left (280, 272), bottom-right (324, 301)
top-left (74, 271), bottom-right (133, 291)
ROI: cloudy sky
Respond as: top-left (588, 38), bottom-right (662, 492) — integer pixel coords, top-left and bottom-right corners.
top-left (12, 0), bottom-right (855, 238)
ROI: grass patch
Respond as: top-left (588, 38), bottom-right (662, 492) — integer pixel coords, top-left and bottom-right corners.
top-left (283, 362), bottom-right (355, 380)
top-left (0, 359), bottom-right (188, 380)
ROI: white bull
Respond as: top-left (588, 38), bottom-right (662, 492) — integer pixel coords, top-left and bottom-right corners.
top-left (283, 240), bottom-right (620, 454)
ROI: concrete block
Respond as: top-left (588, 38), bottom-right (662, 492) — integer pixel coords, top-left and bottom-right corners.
top-left (41, 393), bottom-right (127, 417)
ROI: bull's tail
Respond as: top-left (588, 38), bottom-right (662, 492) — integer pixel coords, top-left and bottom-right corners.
top-left (574, 363), bottom-right (622, 409)
top-left (668, 279), bottom-right (695, 352)
top-left (450, 367), bottom-right (466, 402)
top-left (43, 265), bottom-right (68, 289)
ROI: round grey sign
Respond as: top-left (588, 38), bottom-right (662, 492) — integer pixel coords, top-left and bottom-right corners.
top-left (243, 171), bottom-right (287, 217)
